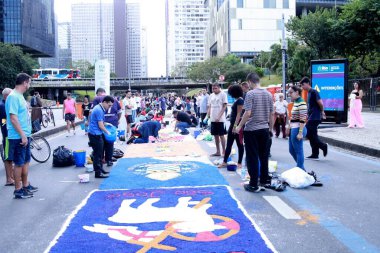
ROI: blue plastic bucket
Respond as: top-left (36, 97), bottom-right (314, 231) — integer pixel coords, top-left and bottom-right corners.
top-left (104, 124), bottom-right (117, 143)
top-left (117, 130), bottom-right (125, 138)
top-left (73, 150), bottom-right (86, 167)
top-left (194, 130), bottom-right (201, 138)
top-left (80, 123), bottom-right (85, 130)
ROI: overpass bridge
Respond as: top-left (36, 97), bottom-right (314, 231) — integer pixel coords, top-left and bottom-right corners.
top-left (32, 77), bottom-right (207, 90)
top-left (32, 77), bottom-right (208, 102)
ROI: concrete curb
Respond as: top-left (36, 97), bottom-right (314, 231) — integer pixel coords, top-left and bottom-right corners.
top-left (0, 121), bottom-right (84, 151)
top-left (32, 120), bottom-right (84, 138)
top-left (319, 136), bottom-right (380, 158)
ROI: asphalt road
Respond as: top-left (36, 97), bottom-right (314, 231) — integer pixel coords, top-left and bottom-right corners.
top-left (0, 128), bottom-right (379, 253)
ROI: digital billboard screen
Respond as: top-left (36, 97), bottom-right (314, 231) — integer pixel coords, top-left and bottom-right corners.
top-left (311, 62), bottom-right (346, 111)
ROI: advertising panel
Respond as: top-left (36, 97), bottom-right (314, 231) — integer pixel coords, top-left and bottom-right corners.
top-left (95, 59), bottom-right (110, 95)
top-left (311, 59), bottom-right (348, 123)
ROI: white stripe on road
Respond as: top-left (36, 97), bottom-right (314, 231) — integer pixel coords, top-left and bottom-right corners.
top-left (263, 196), bottom-right (301, 220)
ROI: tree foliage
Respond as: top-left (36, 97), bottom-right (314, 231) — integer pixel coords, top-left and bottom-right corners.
top-left (0, 43), bottom-right (39, 88)
top-left (286, 0), bottom-right (380, 77)
top-left (187, 54), bottom-right (263, 83)
top-left (72, 60), bottom-right (95, 78)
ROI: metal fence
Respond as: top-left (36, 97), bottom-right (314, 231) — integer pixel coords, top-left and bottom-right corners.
top-left (348, 77), bottom-right (379, 111)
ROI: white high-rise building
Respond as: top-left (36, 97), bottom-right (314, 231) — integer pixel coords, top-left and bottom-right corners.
top-left (140, 27), bottom-right (148, 77)
top-left (58, 22), bottom-right (71, 50)
top-left (167, 0), bottom-right (209, 76)
top-left (126, 1), bottom-right (142, 78)
top-left (204, 0), bottom-right (296, 63)
top-left (71, 2), bottom-right (115, 73)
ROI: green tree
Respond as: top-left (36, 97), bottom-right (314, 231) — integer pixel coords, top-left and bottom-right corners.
top-left (335, 0), bottom-right (380, 76)
top-left (287, 8), bottom-right (338, 59)
top-left (0, 43), bottom-right (39, 88)
top-left (72, 60), bottom-right (95, 78)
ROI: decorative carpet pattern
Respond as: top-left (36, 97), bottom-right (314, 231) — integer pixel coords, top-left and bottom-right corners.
top-left (99, 157), bottom-right (227, 190)
top-left (46, 186), bottom-right (276, 253)
top-left (123, 141), bottom-right (206, 158)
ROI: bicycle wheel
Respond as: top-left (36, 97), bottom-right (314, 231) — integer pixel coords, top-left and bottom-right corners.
top-left (42, 114), bottom-right (49, 128)
top-left (51, 111), bottom-right (56, 127)
top-left (30, 136), bottom-right (51, 163)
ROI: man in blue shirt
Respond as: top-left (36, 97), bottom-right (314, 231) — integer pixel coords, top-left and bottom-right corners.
top-left (0, 88), bottom-right (14, 186)
top-left (300, 77), bottom-right (328, 160)
top-left (90, 88), bottom-right (121, 166)
top-left (5, 73), bottom-right (37, 199)
top-left (88, 95), bottom-right (114, 178)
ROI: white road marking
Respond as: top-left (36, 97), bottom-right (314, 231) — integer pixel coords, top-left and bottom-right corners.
top-left (59, 181), bottom-right (79, 183)
top-left (263, 196), bottom-right (301, 220)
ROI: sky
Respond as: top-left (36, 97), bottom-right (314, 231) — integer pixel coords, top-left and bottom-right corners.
top-left (54, 0), bottom-right (166, 77)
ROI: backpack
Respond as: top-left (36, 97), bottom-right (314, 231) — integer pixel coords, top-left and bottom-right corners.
top-left (53, 146), bottom-right (75, 167)
top-left (30, 97), bottom-right (37, 107)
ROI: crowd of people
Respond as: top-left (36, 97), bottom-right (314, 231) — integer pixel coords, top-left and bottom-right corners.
top-left (0, 71), bottom-right (367, 199)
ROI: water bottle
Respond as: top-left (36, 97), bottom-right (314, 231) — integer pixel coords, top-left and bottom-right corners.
top-left (241, 166), bottom-right (247, 180)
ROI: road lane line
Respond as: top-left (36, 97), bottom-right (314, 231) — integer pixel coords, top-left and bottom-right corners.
top-left (283, 189), bottom-right (380, 253)
top-left (263, 196), bottom-right (301, 220)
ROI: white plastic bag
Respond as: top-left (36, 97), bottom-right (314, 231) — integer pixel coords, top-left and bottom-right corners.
top-left (281, 167), bottom-right (315, 188)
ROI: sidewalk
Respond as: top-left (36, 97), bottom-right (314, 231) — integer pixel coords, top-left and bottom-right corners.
top-left (318, 111), bottom-right (380, 157)
top-left (0, 106), bottom-right (83, 145)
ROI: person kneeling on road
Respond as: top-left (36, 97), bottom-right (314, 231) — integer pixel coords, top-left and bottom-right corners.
top-left (88, 96), bottom-right (114, 178)
top-left (173, 110), bottom-right (192, 135)
top-left (132, 121), bottom-right (161, 144)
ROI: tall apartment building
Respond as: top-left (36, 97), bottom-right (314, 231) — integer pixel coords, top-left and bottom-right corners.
top-left (71, 2), bottom-right (115, 73)
top-left (204, 0), bottom-right (349, 62)
top-left (204, 0), bottom-right (296, 63)
top-left (41, 22), bottom-right (72, 68)
top-left (126, 1), bottom-right (142, 78)
top-left (140, 27), bottom-right (148, 77)
top-left (296, 0), bottom-right (349, 16)
top-left (0, 0), bottom-right (55, 57)
top-left (167, 0), bottom-right (209, 76)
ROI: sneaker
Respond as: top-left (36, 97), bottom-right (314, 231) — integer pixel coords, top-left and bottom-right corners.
top-left (323, 144), bottom-right (328, 157)
top-left (244, 184), bottom-right (262, 193)
top-left (308, 171), bottom-right (323, 187)
top-left (106, 161), bottom-right (113, 167)
top-left (311, 180), bottom-right (323, 187)
top-left (306, 155), bottom-right (319, 160)
top-left (14, 188), bottom-right (33, 199)
top-left (24, 184), bottom-right (38, 193)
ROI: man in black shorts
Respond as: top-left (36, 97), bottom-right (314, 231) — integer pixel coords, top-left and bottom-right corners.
top-left (207, 83), bottom-right (227, 156)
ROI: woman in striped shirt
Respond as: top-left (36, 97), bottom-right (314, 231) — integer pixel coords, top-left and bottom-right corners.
top-left (286, 85), bottom-right (308, 170)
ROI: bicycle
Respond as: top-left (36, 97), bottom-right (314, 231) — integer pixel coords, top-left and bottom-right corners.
top-left (0, 135), bottom-right (51, 163)
top-left (30, 135), bottom-right (51, 163)
top-left (41, 106), bottom-right (56, 128)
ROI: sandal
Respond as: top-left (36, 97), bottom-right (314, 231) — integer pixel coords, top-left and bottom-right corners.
top-left (4, 182), bottom-right (15, 186)
top-left (210, 153), bottom-right (221, 157)
top-left (217, 163), bottom-right (227, 168)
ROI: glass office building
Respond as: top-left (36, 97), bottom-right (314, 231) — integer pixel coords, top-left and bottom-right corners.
top-left (0, 0), bottom-right (55, 57)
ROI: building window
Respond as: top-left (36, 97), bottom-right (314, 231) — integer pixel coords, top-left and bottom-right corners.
top-left (237, 0), bottom-right (244, 8)
top-left (238, 19), bottom-right (242, 30)
top-left (264, 0), bottom-right (276, 8)
top-left (283, 0), bottom-right (289, 8)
